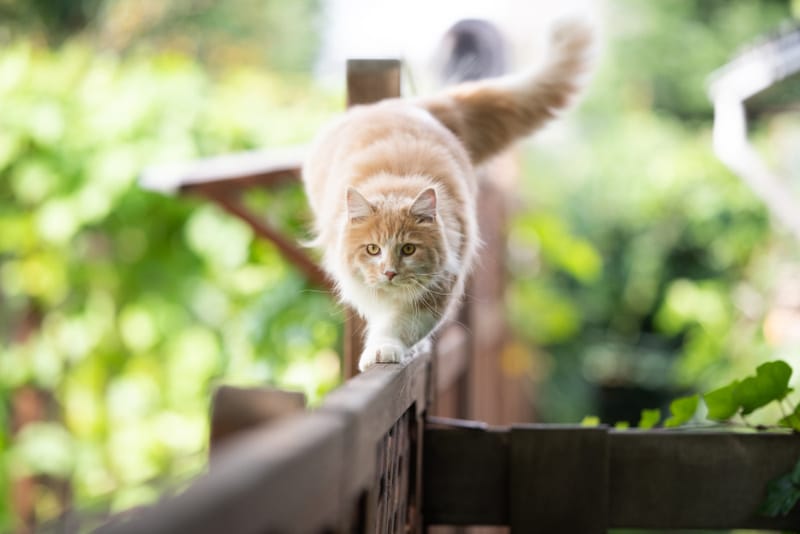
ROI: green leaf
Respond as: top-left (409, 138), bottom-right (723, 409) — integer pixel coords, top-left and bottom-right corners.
top-left (581, 415), bottom-right (600, 427)
top-left (638, 408), bottom-right (661, 429)
top-left (614, 421), bottom-right (630, 430)
top-left (704, 381), bottom-right (740, 421)
top-left (664, 394), bottom-right (699, 428)
top-left (734, 361), bottom-right (793, 416)
top-left (778, 405), bottom-right (800, 432)
top-left (760, 459), bottom-right (800, 517)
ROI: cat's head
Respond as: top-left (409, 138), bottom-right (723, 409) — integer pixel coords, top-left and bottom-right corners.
top-left (342, 186), bottom-right (445, 296)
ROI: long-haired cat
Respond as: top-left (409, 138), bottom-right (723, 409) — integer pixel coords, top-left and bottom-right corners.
top-left (303, 19), bottom-right (593, 371)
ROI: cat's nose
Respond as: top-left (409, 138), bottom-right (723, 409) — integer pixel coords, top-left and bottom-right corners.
top-left (384, 270), bottom-right (397, 281)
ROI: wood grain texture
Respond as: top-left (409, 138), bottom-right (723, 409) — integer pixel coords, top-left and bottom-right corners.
top-left (509, 425), bottom-right (608, 533)
top-left (140, 146), bottom-right (304, 194)
top-left (609, 430), bottom-right (800, 530)
top-left (99, 413), bottom-right (346, 534)
top-left (423, 423), bottom-right (800, 531)
top-left (423, 421), bottom-right (508, 526)
top-left (209, 386), bottom-right (306, 455)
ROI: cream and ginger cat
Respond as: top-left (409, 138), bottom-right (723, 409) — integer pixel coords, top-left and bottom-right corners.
top-left (303, 20), bottom-right (593, 371)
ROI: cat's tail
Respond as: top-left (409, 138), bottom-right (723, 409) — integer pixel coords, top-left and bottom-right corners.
top-left (420, 18), bottom-right (594, 165)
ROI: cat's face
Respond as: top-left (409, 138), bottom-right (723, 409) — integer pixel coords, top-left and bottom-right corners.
top-left (343, 187), bottom-right (445, 297)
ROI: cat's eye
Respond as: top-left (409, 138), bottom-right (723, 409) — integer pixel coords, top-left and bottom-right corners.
top-left (401, 244), bottom-right (416, 256)
top-left (366, 244), bottom-right (381, 256)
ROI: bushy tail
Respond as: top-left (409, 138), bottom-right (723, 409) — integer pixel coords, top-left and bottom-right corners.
top-left (420, 19), bottom-right (594, 165)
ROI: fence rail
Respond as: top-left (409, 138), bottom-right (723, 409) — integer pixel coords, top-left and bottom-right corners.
top-left (100, 349), bottom-right (434, 534)
top-left (425, 420), bottom-right (800, 532)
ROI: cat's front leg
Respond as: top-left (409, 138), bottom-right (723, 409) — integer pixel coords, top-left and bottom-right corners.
top-left (358, 315), bottom-right (409, 371)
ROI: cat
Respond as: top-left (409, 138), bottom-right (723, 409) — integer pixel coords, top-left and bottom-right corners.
top-left (302, 19), bottom-right (593, 371)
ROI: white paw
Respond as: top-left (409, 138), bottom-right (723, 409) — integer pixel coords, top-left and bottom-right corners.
top-left (358, 341), bottom-right (407, 371)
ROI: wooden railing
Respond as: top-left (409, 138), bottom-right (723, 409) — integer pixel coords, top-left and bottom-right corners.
top-left (97, 60), bottom-right (800, 534)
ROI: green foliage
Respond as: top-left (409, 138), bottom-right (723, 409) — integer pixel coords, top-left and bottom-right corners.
top-left (580, 415), bottom-right (601, 427)
top-left (664, 394), bottom-right (699, 428)
top-left (0, 0), bottom-right (322, 71)
top-left (607, 360), bottom-right (798, 429)
top-left (509, 0), bottom-right (793, 424)
top-left (0, 40), bottom-right (340, 528)
top-left (704, 361), bottom-right (794, 421)
top-left (760, 458), bottom-right (800, 517)
top-left (599, 360), bottom-right (800, 518)
top-left (704, 382), bottom-right (741, 421)
top-left (735, 361), bottom-right (793, 416)
top-left (638, 409), bottom-right (661, 430)
top-left (779, 406), bottom-right (800, 432)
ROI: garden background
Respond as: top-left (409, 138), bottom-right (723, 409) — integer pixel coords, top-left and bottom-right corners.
top-left (1, 0), bottom-right (799, 529)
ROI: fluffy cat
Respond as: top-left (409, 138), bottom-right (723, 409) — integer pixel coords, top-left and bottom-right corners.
top-left (303, 19), bottom-right (593, 371)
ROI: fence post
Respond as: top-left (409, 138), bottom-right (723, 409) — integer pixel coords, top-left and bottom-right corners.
top-left (467, 159), bottom-right (533, 426)
top-left (342, 59), bottom-right (402, 379)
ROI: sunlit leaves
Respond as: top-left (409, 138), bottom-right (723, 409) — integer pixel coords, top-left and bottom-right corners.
top-left (0, 37), bottom-right (342, 529)
top-left (185, 205), bottom-right (254, 269)
top-left (581, 415), bottom-right (601, 427)
top-left (511, 212), bottom-right (602, 285)
top-left (704, 361), bottom-right (793, 420)
top-left (638, 409), bottom-right (661, 429)
top-left (12, 423), bottom-right (75, 478)
top-left (704, 381), bottom-right (740, 421)
top-left (736, 361), bottom-right (792, 416)
top-left (664, 394), bottom-right (699, 428)
top-left (507, 278), bottom-right (581, 345)
top-left (778, 406), bottom-right (800, 432)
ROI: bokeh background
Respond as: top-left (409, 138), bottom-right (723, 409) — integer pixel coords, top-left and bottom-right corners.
top-left (2, 0), bottom-right (800, 530)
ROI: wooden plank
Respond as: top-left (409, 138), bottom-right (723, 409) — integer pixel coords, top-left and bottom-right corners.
top-left (320, 352), bottom-right (430, 498)
top-left (609, 430), bottom-right (800, 530)
top-left (509, 425), bottom-right (608, 533)
top-left (467, 175), bottom-right (531, 426)
top-left (209, 386), bottom-right (305, 455)
top-left (423, 421), bottom-right (508, 526)
top-left (343, 311), bottom-right (365, 379)
top-left (434, 323), bottom-right (469, 394)
top-left (139, 146), bottom-right (304, 194)
top-left (424, 424), bottom-right (800, 531)
top-left (98, 413), bottom-right (346, 534)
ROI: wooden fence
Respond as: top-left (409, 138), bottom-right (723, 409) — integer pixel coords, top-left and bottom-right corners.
top-left (97, 60), bottom-right (800, 533)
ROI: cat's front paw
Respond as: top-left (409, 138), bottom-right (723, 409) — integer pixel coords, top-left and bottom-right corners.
top-left (358, 341), bottom-right (407, 371)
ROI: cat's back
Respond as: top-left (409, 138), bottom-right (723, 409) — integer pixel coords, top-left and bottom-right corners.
top-left (303, 100), bottom-right (473, 217)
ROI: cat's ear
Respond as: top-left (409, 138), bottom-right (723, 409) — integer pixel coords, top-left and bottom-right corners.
top-left (410, 187), bottom-right (437, 222)
top-left (346, 187), bottom-right (374, 221)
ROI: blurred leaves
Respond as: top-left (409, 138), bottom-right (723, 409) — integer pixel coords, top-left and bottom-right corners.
top-left (0, 0), bottom-right (322, 71)
top-left (0, 33), bottom-right (339, 529)
top-left (760, 457), bottom-right (800, 517)
top-left (638, 409), bottom-right (661, 430)
top-left (664, 394), bottom-right (699, 428)
top-left (508, 0), bottom-right (790, 423)
top-left (703, 361), bottom-right (794, 421)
